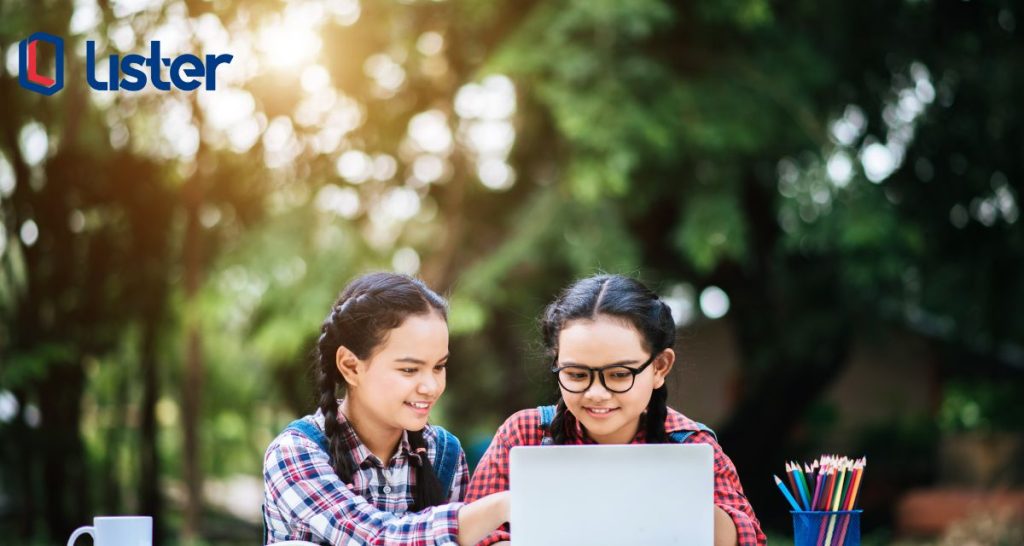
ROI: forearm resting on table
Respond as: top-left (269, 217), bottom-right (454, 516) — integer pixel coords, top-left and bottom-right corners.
top-left (457, 491), bottom-right (510, 546)
top-left (714, 505), bottom-right (738, 546)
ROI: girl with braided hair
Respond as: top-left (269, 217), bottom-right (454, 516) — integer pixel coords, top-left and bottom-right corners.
top-left (465, 274), bottom-right (766, 546)
top-left (263, 272), bottom-right (509, 545)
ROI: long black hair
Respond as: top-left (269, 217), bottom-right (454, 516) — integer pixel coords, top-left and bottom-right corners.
top-left (540, 274), bottom-right (676, 444)
top-left (315, 271), bottom-right (449, 510)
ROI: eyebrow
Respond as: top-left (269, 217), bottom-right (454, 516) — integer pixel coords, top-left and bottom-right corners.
top-left (557, 359), bottom-right (641, 368)
top-left (394, 354), bottom-right (450, 365)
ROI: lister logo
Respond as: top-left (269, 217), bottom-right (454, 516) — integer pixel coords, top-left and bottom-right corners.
top-left (86, 41), bottom-right (233, 91)
top-left (18, 32), bottom-right (233, 95)
top-left (19, 32), bottom-right (64, 95)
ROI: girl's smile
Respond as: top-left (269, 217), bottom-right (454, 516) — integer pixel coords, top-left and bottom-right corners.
top-left (582, 406), bottom-right (619, 418)
top-left (404, 400), bottom-right (434, 415)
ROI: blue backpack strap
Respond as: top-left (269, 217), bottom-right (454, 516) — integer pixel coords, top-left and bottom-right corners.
top-left (538, 404), bottom-right (557, 428)
top-left (538, 405), bottom-right (557, 445)
top-left (430, 425), bottom-right (461, 496)
top-left (285, 418), bottom-right (331, 454)
top-left (668, 421), bottom-right (717, 444)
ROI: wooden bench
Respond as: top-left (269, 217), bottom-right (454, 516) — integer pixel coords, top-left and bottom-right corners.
top-left (896, 488), bottom-right (1024, 537)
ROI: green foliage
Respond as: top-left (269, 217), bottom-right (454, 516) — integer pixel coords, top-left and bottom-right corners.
top-left (939, 379), bottom-right (1024, 434)
top-left (1, 343), bottom-right (76, 388)
top-left (674, 189), bottom-right (749, 274)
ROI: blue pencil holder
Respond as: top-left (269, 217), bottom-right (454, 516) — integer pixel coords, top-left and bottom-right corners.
top-left (791, 510), bottom-right (862, 546)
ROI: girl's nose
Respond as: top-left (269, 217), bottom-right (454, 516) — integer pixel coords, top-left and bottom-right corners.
top-left (582, 380), bottom-right (612, 401)
top-left (417, 374), bottom-right (439, 395)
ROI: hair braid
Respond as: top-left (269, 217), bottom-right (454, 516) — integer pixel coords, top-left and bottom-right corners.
top-left (317, 309), bottom-right (357, 483)
top-left (548, 399), bottom-right (576, 445)
top-left (406, 430), bottom-right (447, 510)
top-left (644, 386), bottom-right (671, 443)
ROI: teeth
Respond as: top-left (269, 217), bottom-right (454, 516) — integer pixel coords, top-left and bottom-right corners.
top-left (588, 408), bottom-right (612, 414)
top-left (408, 402), bottom-right (429, 409)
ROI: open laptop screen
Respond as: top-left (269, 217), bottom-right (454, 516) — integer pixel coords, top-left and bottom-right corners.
top-left (509, 443), bottom-right (714, 546)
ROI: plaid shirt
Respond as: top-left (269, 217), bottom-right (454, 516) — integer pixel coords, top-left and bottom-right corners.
top-left (466, 407), bottom-right (767, 546)
top-left (263, 405), bottom-right (469, 545)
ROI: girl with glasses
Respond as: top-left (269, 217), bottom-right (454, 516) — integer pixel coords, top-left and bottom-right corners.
top-left (262, 272), bottom-right (509, 545)
top-left (466, 274), bottom-right (766, 546)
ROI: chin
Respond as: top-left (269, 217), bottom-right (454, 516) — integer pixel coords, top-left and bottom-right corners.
top-left (398, 416), bottom-right (430, 432)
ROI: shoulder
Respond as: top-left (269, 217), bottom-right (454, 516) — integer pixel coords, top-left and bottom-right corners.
top-left (263, 415), bottom-right (328, 465)
top-left (421, 423), bottom-right (463, 453)
top-left (664, 407), bottom-right (718, 444)
top-left (492, 408), bottom-right (547, 447)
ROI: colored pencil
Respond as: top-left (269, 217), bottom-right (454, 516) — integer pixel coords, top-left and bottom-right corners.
top-left (795, 463), bottom-right (812, 511)
top-left (811, 468), bottom-right (825, 510)
top-left (786, 463), bottom-right (801, 507)
top-left (824, 462), bottom-right (848, 546)
top-left (774, 474), bottom-right (802, 511)
top-left (836, 458), bottom-right (866, 546)
top-left (776, 454), bottom-right (866, 546)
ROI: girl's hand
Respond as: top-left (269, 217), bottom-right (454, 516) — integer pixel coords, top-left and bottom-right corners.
top-left (714, 505), bottom-right (738, 546)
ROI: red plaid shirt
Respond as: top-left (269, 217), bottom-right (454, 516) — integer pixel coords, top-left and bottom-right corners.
top-left (466, 407), bottom-right (767, 546)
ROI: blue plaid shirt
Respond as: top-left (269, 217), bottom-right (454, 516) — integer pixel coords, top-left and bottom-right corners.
top-left (263, 405), bottom-right (468, 545)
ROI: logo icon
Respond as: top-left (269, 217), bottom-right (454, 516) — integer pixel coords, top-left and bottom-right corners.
top-left (19, 32), bottom-right (64, 96)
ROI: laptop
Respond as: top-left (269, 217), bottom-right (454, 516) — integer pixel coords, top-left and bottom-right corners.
top-left (509, 443), bottom-right (714, 546)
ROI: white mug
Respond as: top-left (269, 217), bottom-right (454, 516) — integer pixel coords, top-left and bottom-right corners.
top-left (67, 516), bottom-right (152, 546)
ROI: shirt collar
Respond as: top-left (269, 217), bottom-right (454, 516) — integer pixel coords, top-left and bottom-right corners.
top-left (314, 401), bottom-right (413, 467)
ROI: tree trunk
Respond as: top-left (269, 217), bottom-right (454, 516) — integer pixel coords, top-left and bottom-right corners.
top-left (713, 172), bottom-right (855, 527)
top-left (180, 179), bottom-right (204, 541)
top-left (139, 296), bottom-right (165, 545)
top-left (9, 388), bottom-right (37, 539)
top-left (38, 361), bottom-right (90, 541)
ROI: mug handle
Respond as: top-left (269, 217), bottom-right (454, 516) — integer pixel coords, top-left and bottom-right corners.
top-left (67, 525), bottom-right (95, 546)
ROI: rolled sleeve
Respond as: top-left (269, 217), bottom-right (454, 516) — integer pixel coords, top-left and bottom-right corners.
top-left (719, 504), bottom-right (762, 546)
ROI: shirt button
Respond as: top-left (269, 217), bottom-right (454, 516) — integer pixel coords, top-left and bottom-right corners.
top-left (382, 485), bottom-right (392, 494)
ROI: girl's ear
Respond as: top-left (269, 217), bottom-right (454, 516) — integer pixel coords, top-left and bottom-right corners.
top-left (336, 345), bottom-right (363, 387)
top-left (652, 348), bottom-right (675, 389)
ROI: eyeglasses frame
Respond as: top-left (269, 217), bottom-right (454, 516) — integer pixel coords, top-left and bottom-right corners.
top-left (549, 351), bottom-right (661, 394)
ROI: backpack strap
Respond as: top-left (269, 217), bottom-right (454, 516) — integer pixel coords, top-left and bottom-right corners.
top-left (538, 404), bottom-right (557, 428)
top-left (261, 504), bottom-right (268, 546)
top-left (285, 418), bottom-right (331, 454)
top-left (430, 425), bottom-right (461, 497)
top-left (668, 421), bottom-right (717, 444)
top-left (537, 405), bottom-right (557, 445)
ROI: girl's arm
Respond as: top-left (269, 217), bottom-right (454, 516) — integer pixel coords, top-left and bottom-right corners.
top-left (264, 432), bottom-right (505, 545)
top-left (464, 429), bottom-right (513, 545)
top-left (688, 431), bottom-right (767, 546)
top-left (465, 410), bottom-right (542, 545)
top-left (456, 491), bottom-right (510, 546)
top-left (714, 505), bottom-right (739, 546)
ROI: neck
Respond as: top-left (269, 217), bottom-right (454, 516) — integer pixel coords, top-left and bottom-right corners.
top-left (340, 397), bottom-right (404, 463)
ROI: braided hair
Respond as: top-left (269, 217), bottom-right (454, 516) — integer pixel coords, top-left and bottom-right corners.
top-left (541, 274), bottom-right (676, 444)
top-left (315, 272), bottom-right (449, 510)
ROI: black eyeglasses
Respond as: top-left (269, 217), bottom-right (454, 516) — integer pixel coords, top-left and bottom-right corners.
top-left (550, 352), bottom-right (660, 394)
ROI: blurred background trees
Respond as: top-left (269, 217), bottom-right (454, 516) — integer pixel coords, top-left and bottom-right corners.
top-left (1, 0), bottom-right (1022, 544)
